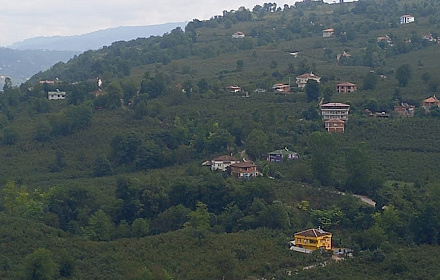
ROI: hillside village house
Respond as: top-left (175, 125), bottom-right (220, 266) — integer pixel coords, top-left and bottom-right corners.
top-left (320, 102), bottom-right (350, 121)
top-left (421, 96), bottom-right (440, 112)
top-left (293, 228), bottom-right (332, 251)
top-left (267, 149), bottom-right (299, 162)
top-left (336, 82), bottom-right (357, 93)
top-left (230, 161), bottom-right (258, 179)
top-left (400, 15), bottom-right (414, 24)
top-left (232, 32), bottom-right (245, 39)
top-left (226, 85), bottom-right (241, 93)
top-left (296, 73), bottom-right (321, 89)
top-left (322, 28), bottom-right (334, 38)
top-left (325, 119), bottom-right (346, 133)
top-left (272, 83), bottom-right (291, 94)
top-left (48, 90), bottom-right (67, 100)
top-left (394, 103), bottom-right (415, 117)
top-left (210, 155), bottom-right (240, 172)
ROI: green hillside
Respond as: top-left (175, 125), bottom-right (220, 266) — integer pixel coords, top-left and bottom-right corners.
top-left (1, 0), bottom-right (440, 279)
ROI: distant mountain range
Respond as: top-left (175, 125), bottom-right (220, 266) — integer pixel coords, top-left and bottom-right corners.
top-left (1, 22), bottom-right (187, 86)
top-left (9, 22), bottom-right (188, 52)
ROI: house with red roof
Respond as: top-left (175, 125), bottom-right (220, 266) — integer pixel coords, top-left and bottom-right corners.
top-left (336, 82), bottom-right (357, 93)
top-left (230, 161), bottom-right (258, 179)
top-left (210, 155), bottom-right (240, 172)
top-left (325, 119), bottom-right (345, 133)
top-left (296, 72), bottom-right (321, 89)
top-left (421, 96), bottom-right (440, 112)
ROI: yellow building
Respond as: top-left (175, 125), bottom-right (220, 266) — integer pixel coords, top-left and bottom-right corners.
top-left (294, 228), bottom-right (332, 251)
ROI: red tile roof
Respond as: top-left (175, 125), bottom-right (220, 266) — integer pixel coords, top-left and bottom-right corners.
top-left (295, 228), bottom-right (332, 237)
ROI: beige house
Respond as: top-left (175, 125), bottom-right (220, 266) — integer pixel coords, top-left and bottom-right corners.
top-left (336, 82), bottom-right (357, 93)
top-left (325, 119), bottom-right (345, 133)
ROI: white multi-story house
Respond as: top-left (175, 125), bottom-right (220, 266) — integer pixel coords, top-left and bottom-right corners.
top-left (210, 155), bottom-right (240, 171)
top-left (320, 102), bottom-right (350, 121)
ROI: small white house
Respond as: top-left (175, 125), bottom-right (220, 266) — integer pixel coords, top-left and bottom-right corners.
top-left (232, 32), bottom-right (245, 39)
top-left (48, 90), bottom-right (67, 100)
top-left (400, 15), bottom-right (414, 24)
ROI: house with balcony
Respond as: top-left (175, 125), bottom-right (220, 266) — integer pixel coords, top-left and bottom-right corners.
top-left (336, 82), bottom-right (357, 93)
top-left (320, 102), bottom-right (350, 121)
top-left (210, 155), bottom-right (240, 172)
top-left (267, 149), bottom-right (299, 162)
top-left (230, 161), bottom-right (258, 179)
top-left (296, 73), bottom-right (321, 89)
top-left (325, 119), bottom-right (345, 133)
top-left (293, 228), bottom-right (332, 251)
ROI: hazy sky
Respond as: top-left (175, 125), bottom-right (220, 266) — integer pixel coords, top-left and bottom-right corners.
top-left (2, 0), bottom-right (346, 47)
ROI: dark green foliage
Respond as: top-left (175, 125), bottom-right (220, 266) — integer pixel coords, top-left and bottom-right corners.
top-left (362, 72), bottom-right (378, 90)
top-left (395, 64), bottom-right (412, 87)
top-left (308, 132), bottom-right (335, 186)
top-left (24, 248), bottom-right (56, 280)
top-left (345, 142), bottom-right (373, 194)
top-left (110, 132), bottom-right (141, 166)
top-left (92, 156), bottom-right (113, 177)
top-left (2, 127), bottom-right (18, 145)
top-left (305, 80), bottom-right (320, 103)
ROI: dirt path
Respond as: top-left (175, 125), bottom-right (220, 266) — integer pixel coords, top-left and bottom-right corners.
top-left (335, 191), bottom-right (376, 207)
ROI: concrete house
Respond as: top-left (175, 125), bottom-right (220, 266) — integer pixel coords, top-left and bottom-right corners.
top-left (267, 149), bottom-right (299, 162)
top-left (400, 15), bottom-right (414, 24)
top-left (48, 90), bottom-right (67, 100)
top-left (320, 102), bottom-right (350, 121)
top-left (296, 73), bottom-right (321, 89)
top-left (230, 161), bottom-right (258, 179)
top-left (322, 28), bottom-right (334, 38)
top-left (325, 119), bottom-right (345, 133)
top-left (293, 228), bottom-right (332, 251)
top-left (336, 82), bottom-right (357, 93)
top-left (232, 32), bottom-right (245, 39)
top-left (210, 155), bottom-right (240, 171)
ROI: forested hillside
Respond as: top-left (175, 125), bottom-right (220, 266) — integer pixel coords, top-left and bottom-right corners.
top-left (1, 0), bottom-right (440, 279)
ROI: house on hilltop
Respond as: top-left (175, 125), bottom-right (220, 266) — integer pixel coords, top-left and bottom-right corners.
top-left (293, 228), bottom-right (332, 251)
